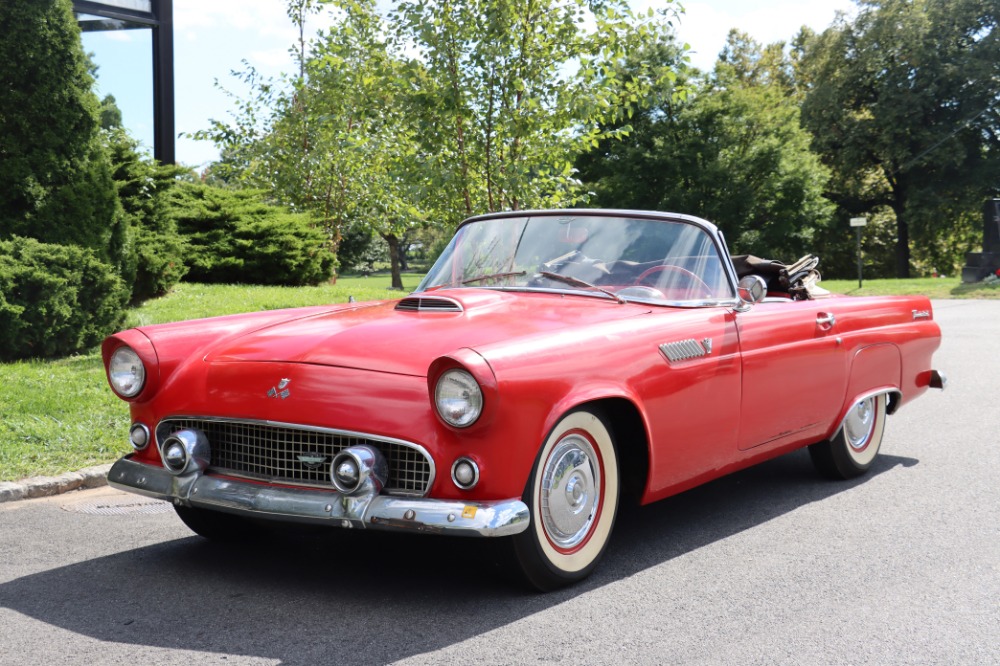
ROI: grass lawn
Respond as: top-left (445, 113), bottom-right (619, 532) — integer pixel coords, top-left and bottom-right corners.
top-left (821, 276), bottom-right (1000, 299)
top-left (0, 274), bottom-right (422, 483)
top-left (1, 271), bottom-right (996, 482)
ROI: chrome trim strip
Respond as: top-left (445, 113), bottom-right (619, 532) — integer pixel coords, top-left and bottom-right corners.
top-left (395, 296), bottom-right (464, 312)
top-left (156, 416), bottom-right (437, 497)
top-left (487, 287), bottom-right (739, 309)
top-left (831, 389), bottom-right (902, 438)
top-left (659, 339), bottom-right (712, 363)
top-left (108, 457), bottom-right (529, 537)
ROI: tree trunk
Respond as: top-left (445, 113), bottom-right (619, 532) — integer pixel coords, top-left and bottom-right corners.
top-left (891, 181), bottom-right (911, 278)
top-left (894, 212), bottom-right (911, 278)
top-left (382, 232), bottom-right (404, 290)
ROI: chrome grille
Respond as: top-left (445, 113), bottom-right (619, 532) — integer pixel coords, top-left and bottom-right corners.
top-left (157, 418), bottom-right (432, 496)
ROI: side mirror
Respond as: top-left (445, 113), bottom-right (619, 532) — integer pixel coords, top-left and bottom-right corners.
top-left (735, 275), bottom-right (767, 312)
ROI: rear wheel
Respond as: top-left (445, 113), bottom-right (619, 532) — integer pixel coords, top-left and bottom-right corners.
top-left (173, 504), bottom-right (256, 542)
top-left (809, 394), bottom-right (887, 479)
top-left (509, 409), bottom-right (620, 591)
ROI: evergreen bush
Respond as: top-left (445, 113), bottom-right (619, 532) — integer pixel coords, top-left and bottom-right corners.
top-left (0, 0), bottom-right (128, 276)
top-left (0, 237), bottom-right (129, 361)
top-left (169, 183), bottom-right (335, 285)
top-left (105, 128), bottom-right (188, 302)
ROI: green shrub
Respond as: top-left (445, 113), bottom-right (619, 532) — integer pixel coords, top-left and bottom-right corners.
top-left (0, 0), bottom-right (127, 279)
top-left (105, 128), bottom-right (188, 302)
top-left (168, 183), bottom-right (335, 285)
top-left (0, 237), bottom-right (129, 361)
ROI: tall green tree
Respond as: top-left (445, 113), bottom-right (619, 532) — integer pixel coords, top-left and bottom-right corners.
top-left (196, 0), bottom-right (428, 289)
top-left (578, 32), bottom-right (834, 260)
top-left (0, 0), bottom-right (126, 269)
top-left (800, 0), bottom-right (1000, 277)
top-left (393, 0), bottom-right (676, 220)
top-left (195, 0), bottom-right (678, 289)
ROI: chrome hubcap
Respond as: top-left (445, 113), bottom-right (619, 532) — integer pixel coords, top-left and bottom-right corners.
top-left (540, 434), bottom-right (601, 550)
top-left (845, 397), bottom-right (876, 450)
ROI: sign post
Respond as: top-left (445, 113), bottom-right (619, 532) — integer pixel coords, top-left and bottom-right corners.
top-left (850, 217), bottom-right (868, 288)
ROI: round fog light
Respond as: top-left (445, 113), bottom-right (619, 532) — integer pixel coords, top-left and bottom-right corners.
top-left (332, 457), bottom-right (361, 493)
top-left (129, 423), bottom-right (150, 450)
top-left (451, 457), bottom-right (480, 490)
top-left (163, 441), bottom-right (187, 472)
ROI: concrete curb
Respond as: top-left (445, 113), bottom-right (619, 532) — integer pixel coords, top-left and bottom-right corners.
top-left (0, 464), bottom-right (112, 504)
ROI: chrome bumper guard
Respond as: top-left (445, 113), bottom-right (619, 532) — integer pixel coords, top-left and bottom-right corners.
top-left (108, 456), bottom-right (529, 537)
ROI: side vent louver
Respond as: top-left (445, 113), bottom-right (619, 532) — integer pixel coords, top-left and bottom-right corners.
top-left (395, 296), bottom-right (464, 313)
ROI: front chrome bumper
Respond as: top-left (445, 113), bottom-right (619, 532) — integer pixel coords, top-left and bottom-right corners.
top-left (108, 456), bottom-right (529, 537)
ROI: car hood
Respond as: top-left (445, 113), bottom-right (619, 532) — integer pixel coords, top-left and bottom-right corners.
top-left (203, 289), bottom-right (653, 376)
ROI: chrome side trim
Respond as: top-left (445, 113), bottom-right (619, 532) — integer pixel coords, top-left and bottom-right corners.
top-left (659, 338), bottom-right (712, 363)
top-left (396, 296), bottom-right (464, 313)
top-left (108, 457), bottom-right (529, 538)
top-left (831, 389), bottom-right (901, 439)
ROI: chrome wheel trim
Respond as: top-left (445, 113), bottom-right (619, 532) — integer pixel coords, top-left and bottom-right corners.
top-left (529, 411), bottom-right (619, 575)
top-left (844, 397), bottom-right (876, 451)
top-left (539, 434), bottom-right (601, 551)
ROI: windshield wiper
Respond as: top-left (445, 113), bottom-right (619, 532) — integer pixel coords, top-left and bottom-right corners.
top-left (538, 271), bottom-right (625, 304)
top-left (461, 270), bottom-right (526, 285)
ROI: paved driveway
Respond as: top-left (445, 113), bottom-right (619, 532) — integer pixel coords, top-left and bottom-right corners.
top-left (1, 300), bottom-right (997, 665)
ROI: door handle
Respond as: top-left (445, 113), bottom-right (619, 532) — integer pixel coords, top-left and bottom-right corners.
top-left (816, 312), bottom-right (836, 329)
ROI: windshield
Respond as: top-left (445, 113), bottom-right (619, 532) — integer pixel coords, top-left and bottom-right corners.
top-left (417, 213), bottom-right (735, 305)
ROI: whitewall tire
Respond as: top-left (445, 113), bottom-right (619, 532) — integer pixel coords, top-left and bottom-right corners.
top-left (809, 393), bottom-right (887, 479)
top-left (511, 409), bottom-right (620, 590)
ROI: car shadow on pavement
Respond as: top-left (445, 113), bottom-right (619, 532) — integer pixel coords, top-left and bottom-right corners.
top-left (0, 449), bottom-right (917, 665)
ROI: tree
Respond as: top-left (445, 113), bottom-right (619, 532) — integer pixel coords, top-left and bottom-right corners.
top-left (393, 0), bottom-right (676, 220)
top-left (194, 0), bottom-right (679, 289)
top-left (195, 0), bottom-right (426, 289)
top-left (578, 32), bottom-right (834, 260)
top-left (0, 0), bottom-right (127, 270)
top-left (799, 0), bottom-right (1000, 277)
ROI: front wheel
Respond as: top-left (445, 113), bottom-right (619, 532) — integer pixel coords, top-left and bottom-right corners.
top-left (809, 393), bottom-right (887, 479)
top-left (509, 409), bottom-right (620, 591)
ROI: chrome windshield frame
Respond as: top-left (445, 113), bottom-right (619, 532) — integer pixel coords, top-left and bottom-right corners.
top-left (415, 209), bottom-right (741, 309)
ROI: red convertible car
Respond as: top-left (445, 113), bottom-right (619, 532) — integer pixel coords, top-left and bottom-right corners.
top-left (103, 210), bottom-right (944, 590)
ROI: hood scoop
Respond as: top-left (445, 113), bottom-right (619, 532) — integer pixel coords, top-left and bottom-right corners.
top-left (395, 295), bottom-right (464, 313)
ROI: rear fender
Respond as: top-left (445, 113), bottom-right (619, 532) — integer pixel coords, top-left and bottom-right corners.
top-left (831, 343), bottom-right (902, 439)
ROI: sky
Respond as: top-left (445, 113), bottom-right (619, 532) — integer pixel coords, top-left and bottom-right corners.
top-left (82, 0), bottom-right (857, 169)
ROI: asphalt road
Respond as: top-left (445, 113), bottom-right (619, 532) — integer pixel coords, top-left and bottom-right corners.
top-left (1, 300), bottom-right (997, 666)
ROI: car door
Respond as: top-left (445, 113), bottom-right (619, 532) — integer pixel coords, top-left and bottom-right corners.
top-left (640, 307), bottom-right (743, 499)
top-left (735, 299), bottom-right (851, 450)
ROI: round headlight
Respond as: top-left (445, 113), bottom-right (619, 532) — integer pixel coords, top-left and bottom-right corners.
top-left (109, 346), bottom-right (145, 398)
top-left (435, 369), bottom-right (483, 428)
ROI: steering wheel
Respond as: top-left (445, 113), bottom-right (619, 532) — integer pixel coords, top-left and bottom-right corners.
top-left (634, 265), bottom-right (713, 298)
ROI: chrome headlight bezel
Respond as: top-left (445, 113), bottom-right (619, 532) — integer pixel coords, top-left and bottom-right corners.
top-left (434, 368), bottom-right (484, 428)
top-left (108, 346), bottom-right (146, 398)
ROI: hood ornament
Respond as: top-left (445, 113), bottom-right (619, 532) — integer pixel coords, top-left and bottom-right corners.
top-left (267, 378), bottom-right (291, 399)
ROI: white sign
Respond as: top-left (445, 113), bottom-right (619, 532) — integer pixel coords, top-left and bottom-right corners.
top-left (850, 217), bottom-right (868, 227)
